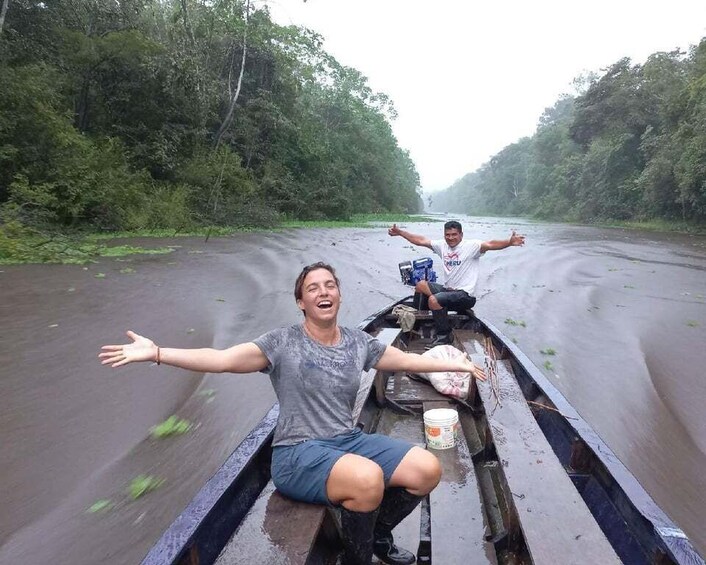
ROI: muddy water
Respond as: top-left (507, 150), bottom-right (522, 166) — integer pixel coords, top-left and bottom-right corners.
top-left (1, 217), bottom-right (705, 564)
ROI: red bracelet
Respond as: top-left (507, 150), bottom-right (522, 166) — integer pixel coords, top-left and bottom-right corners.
top-left (156, 346), bottom-right (161, 365)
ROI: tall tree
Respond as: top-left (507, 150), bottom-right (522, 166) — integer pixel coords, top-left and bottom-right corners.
top-left (214, 0), bottom-right (249, 148)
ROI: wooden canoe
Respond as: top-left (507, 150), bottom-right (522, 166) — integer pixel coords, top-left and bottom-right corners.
top-left (142, 296), bottom-right (704, 565)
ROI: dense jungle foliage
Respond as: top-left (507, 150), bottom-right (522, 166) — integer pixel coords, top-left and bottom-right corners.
top-left (430, 42), bottom-right (706, 225)
top-left (0, 0), bottom-right (422, 236)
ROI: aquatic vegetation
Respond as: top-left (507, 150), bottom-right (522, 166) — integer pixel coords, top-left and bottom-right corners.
top-left (543, 360), bottom-right (554, 370)
top-left (87, 499), bottom-right (113, 513)
top-left (128, 475), bottom-right (164, 500)
top-left (504, 318), bottom-right (527, 327)
top-left (150, 416), bottom-right (193, 439)
top-left (281, 213), bottom-right (439, 230)
top-left (540, 348), bottom-right (556, 355)
top-left (99, 245), bottom-right (173, 257)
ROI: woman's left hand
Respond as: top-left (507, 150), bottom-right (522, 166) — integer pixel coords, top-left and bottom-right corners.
top-left (461, 355), bottom-right (487, 381)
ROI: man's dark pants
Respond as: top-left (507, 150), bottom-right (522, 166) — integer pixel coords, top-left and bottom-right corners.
top-left (414, 282), bottom-right (476, 312)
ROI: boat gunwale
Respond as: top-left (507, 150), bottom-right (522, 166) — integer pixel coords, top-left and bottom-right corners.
top-left (476, 314), bottom-right (702, 564)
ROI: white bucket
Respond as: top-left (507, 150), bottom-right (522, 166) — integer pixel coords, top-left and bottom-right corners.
top-left (423, 408), bottom-right (459, 449)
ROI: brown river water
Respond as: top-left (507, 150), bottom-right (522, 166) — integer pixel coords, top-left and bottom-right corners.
top-left (1, 217), bottom-right (705, 564)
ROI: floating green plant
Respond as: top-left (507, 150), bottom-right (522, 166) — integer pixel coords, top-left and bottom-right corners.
top-left (540, 348), bottom-right (556, 356)
top-left (87, 499), bottom-right (113, 513)
top-left (128, 475), bottom-right (164, 500)
top-left (99, 245), bottom-right (172, 257)
top-left (150, 416), bottom-right (192, 439)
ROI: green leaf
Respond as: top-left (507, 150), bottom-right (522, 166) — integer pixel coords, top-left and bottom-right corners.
top-left (150, 416), bottom-right (193, 438)
top-left (87, 499), bottom-right (113, 513)
top-left (127, 475), bottom-right (164, 499)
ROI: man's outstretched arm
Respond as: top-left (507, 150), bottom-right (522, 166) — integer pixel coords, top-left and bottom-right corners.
top-left (388, 224), bottom-right (433, 249)
top-left (480, 230), bottom-right (525, 253)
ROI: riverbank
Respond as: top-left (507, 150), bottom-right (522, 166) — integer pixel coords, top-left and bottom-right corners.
top-left (595, 218), bottom-right (706, 235)
top-left (460, 212), bottom-right (706, 236)
top-left (0, 213), bottom-right (438, 265)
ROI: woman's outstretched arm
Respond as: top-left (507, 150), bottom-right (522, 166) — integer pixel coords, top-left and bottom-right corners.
top-left (374, 345), bottom-right (486, 381)
top-left (99, 330), bottom-right (269, 374)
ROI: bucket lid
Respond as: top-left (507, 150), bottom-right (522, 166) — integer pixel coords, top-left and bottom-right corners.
top-left (423, 408), bottom-right (458, 423)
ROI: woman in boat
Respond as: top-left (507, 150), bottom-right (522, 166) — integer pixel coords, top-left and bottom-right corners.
top-left (100, 262), bottom-right (486, 565)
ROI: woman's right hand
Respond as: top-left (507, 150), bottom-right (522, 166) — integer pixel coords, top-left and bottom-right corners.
top-left (99, 330), bottom-right (158, 368)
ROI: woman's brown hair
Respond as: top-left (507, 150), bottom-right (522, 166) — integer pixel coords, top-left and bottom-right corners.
top-left (294, 262), bottom-right (340, 301)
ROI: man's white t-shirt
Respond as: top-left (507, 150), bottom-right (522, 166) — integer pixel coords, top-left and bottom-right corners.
top-left (430, 238), bottom-right (483, 296)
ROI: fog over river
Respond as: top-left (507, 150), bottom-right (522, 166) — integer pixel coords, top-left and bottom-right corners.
top-left (1, 216), bottom-right (705, 564)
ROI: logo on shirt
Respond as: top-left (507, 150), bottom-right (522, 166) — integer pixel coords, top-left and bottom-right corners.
top-left (444, 251), bottom-right (462, 267)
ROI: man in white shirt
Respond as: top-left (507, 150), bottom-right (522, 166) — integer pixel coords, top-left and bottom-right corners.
top-left (389, 220), bottom-right (525, 345)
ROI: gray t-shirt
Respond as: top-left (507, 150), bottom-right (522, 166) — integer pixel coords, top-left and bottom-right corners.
top-left (254, 325), bottom-right (387, 446)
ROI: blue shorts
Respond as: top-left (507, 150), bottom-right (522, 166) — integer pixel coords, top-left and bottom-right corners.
top-left (271, 428), bottom-right (414, 506)
top-left (428, 282), bottom-right (476, 310)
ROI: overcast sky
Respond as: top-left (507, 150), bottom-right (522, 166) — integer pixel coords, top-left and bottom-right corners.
top-left (267, 1), bottom-right (706, 193)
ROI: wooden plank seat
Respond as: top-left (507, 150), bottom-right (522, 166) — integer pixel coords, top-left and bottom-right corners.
top-left (384, 310), bottom-right (472, 323)
top-left (456, 331), bottom-right (622, 565)
top-left (215, 328), bottom-right (402, 565)
top-left (385, 373), bottom-right (452, 406)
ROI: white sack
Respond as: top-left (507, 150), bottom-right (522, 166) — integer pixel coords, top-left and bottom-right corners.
top-left (416, 345), bottom-right (471, 400)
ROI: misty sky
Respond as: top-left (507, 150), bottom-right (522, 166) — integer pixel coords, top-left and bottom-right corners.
top-left (267, 1), bottom-right (706, 193)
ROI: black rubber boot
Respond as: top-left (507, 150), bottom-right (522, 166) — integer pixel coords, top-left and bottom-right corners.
top-left (340, 507), bottom-right (378, 565)
top-left (430, 308), bottom-right (452, 346)
top-left (373, 488), bottom-right (423, 565)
